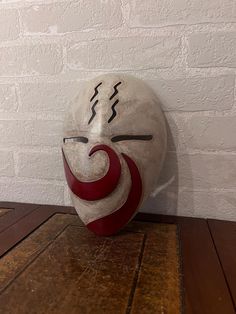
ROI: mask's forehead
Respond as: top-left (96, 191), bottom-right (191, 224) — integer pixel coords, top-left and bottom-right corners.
top-left (84, 74), bottom-right (123, 100)
top-left (64, 74), bottom-right (163, 137)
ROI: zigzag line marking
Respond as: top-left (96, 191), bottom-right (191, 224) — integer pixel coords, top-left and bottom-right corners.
top-left (90, 82), bottom-right (102, 102)
top-left (109, 82), bottom-right (122, 100)
top-left (108, 99), bottom-right (119, 123)
top-left (88, 99), bottom-right (99, 124)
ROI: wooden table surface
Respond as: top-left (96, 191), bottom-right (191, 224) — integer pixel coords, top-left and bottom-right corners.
top-left (0, 201), bottom-right (235, 314)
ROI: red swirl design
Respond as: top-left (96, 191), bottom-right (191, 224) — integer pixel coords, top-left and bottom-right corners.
top-left (62, 144), bottom-right (143, 236)
top-left (87, 153), bottom-right (142, 236)
top-left (62, 145), bottom-right (121, 201)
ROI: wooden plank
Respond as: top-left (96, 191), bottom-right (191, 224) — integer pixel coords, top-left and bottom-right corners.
top-left (0, 206), bottom-right (76, 257)
top-left (0, 207), bottom-right (51, 257)
top-left (0, 203), bottom-right (180, 262)
top-left (130, 224), bottom-right (181, 314)
top-left (0, 208), bottom-right (12, 218)
top-left (0, 202), bottom-right (39, 233)
top-left (0, 211), bottom-right (182, 313)
top-left (0, 226), bottom-right (144, 314)
top-left (0, 201), bottom-right (30, 208)
top-left (0, 214), bottom-right (78, 290)
top-left (208, 219), bottom-right (236, 309)
top-left (38, 204), bottom-right (76, 215)
top-left (178, 217), bottom-right (235, 314)
top-left (0, 202), bottom-right (234, 313)
top-left (135, 212), bottom-right (178, 224)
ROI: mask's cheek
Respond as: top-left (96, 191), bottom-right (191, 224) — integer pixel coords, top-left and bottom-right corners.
top-left (70, 156), bottom-right (131, 225)
top-left (62, 143), bottom-right (109, 181)
top-left (115, 139), bottom-right (165, 199)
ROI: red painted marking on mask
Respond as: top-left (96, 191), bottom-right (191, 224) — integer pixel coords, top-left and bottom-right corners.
top-left (62, 144), bottom-right (121, 201)
top-left (87, 153), bottom-right (142, 236)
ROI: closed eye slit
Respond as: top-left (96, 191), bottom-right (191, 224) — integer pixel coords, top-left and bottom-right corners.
top-left (111, 135), bottom-right (153, 142)
top-left (63, 136), bottom-right (88, 144)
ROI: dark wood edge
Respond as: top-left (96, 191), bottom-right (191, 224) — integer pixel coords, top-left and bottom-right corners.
top-left (208, 219), bottom-right (236, 311)
top-left (0, 203), bottom-right (40, 234)
top-left (134, 212), bottom-right (205, 224)
top-left (31, 205), bottom-right (204, 224)
top-left (0, 202), bottom-right (41, 210)
top-left (0, 204), bottom-right (79, 257)
top-left (0, 206), bottom-right (56, 257)
top-left (0, 203), bottom-right (235, 314)
top-left (0, 202), bottom-right (208, 226)
top-left (179, 218), bottom-right (235, 314)
top-left (0, 205), bottom-right (184, 258)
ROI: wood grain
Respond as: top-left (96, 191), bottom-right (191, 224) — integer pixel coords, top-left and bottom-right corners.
top-left (130, 224), bottom-right (181, 314)
top-left (1, 203), bottom-right (234, 313)
top-left (178, 217), bottom-right (235, 314)
top-left (208, 219), bottom-right (236, 310)
top-left (0, 208), bottom-right (12, 217)
top-left (0, 224), bottom-right (145, 314)
top-left (0, 202), bottom-right (39, 233)
top-left (0, 214), bottom-right (78, 290)
top-left (0, 206), bottom-right (77, 257)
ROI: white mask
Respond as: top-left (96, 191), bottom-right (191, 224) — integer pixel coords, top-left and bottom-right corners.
top-left (62, 74), bottom-right (167, 236)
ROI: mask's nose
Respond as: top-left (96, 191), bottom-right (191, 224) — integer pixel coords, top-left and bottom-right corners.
top-left (88, 103), bottom-right (113, 139)
top-left (62, 144), bottom-right (121, 201)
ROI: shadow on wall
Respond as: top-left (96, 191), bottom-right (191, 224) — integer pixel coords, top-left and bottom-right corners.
top-left (140, 113), bottom-right (194, 217)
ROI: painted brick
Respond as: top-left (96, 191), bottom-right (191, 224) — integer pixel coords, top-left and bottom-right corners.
top-left (67, 37), bottom-right (180, 70)
top-left (177, 190), bottom-right (236, 221)
top-left (21, 1), bottom-right (122, 33)
top-left (29, 120), bottom-right (63, 147)
top-left (166, 114), bottom-right (236, 151)
top-left (129, 0), bottom-right (236, 27)
top-left (17, 151), bottom-right (64, 180)
top-left (0, 9), bottom-right (20, 41)
top-left (160, 152), bottom-right (236, 189)
top-left (184, 116), bottom-right (236, 150)
top-left (0, 151), bottom-right (15, 177)
top-left (148, 75), bottom-right (235, 111)
top-left (0, 84), bottom-right (17, 112)
top-left (0, 120), bottom-right (62, 147)
top-left (142, 190), bottom-right (236, 221)
top-left (0, 44), bottom-right (63, 76)
top-left (19, 82), bottom-right (81, 112)
top-left (0, 179), bottom-right (64, 205)
top-left (188, 32), bottom-right (236, 68)
top-left (0, 121), bottom-right (31, 146)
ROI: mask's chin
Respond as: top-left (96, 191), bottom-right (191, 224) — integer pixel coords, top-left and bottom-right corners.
top-left (63, 144), bottom-right (143, 236)
top-left (86, 153), bottom-right (142, 236)
top-left (69, 152), bottom-right (143, 237)
top-left (69, 160), bottom-right (131, 225)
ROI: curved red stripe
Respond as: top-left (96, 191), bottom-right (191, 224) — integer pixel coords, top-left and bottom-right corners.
top-left (87, 153), bottom-right (142, 236)
top-left (62, 144), bottom-right (121, 201)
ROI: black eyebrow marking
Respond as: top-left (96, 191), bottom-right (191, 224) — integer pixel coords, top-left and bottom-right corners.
top-left (90, 82), bottom-right (102, 102)
top-left (109, 81), bottom-right (122, 100)
top-left (111, 135), bottom-right (153, 142)
top-left (88, 99), bottom-right (99, 124)
top-left (63, 136), bottom-right (88, 144)
top-left (108, 99), bottom-right (119, 123)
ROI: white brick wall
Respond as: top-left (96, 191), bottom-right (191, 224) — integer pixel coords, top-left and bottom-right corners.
top-left (129, 0), bottom-right (236, 26)
top-left (0, 9), bottom-right (20, 41)
top-left (0, 85), bottom-right (17, 112)
top-left (20, 1), bottom-right (123, 33)
top-left (0, 0), bottom-right (236, 221)
top-left (188, 32), bottom-right (236, 68)
top-left (0, 44), bottom-right (63, 76)
top-left (67, 37), bottom-right (180, 70)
